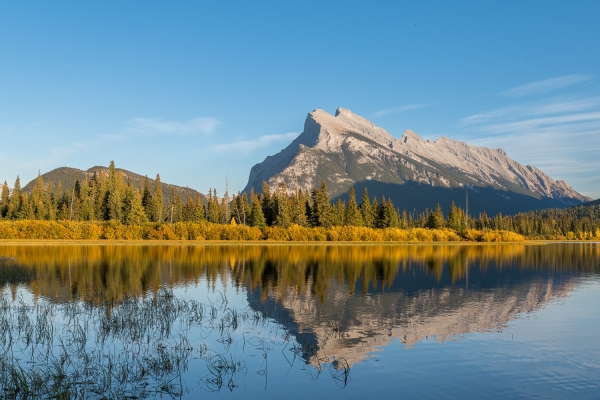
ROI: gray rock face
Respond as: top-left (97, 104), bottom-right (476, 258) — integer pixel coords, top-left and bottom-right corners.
top-left (243, 108), bottom-right (589, 214)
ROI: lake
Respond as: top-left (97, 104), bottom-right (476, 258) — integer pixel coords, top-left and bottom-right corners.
top-left (0, 243), bottom-right (599, 398)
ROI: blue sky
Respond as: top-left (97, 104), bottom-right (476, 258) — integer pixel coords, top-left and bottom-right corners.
top-left (1, 1), bottom-right (599, 199)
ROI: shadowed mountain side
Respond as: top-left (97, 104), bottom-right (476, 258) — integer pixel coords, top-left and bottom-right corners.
top-left (22, 166), bottom-right (206, 204)
top-left (244, 108), bottom-right (588, 215)
top-left (339, 181), bottom-right (574, 216)
top-left (246, 265), bottom-right (581, 367)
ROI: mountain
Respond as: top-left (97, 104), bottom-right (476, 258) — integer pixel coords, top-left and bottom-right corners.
top-left (243, 108), bottom-right (589, 215)
top-left (22, 166), bottom-right (205, 204)
top-left (246, 260), bottom-right (581, 367)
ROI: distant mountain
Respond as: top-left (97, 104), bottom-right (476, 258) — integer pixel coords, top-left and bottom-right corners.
top-left (23, 166), bottom-right (205, 204)
top-left (244, 108), bottom-right (590, 215)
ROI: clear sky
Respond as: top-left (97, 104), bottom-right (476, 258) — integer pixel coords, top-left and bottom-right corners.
top-left (1, 1), bottom-right (599, 199)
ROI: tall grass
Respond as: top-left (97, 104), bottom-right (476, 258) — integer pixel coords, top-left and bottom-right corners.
top-left (0, 289), bottom-right (350, 398)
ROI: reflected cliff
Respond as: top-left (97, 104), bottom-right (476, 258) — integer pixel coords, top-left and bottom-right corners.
top-left (0, 243), bottom-right (598, 366)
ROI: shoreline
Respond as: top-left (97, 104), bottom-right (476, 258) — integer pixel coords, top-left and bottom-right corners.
top-left (0, 239), bottom-right (596, 246)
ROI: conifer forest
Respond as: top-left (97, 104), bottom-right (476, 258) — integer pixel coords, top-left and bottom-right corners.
top-left (1, 162), bottom-right (599, 241)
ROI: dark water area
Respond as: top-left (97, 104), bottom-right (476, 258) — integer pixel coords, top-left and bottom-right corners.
top-left (0, 243), bottom-right (599, 398)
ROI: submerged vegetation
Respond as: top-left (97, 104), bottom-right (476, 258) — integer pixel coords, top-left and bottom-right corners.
top-left (0, 161), bottom-right (597, 241)
top-left (0, 243), bottom-right (598, 397)
top-left (0, 289), bottom-right (351, 398)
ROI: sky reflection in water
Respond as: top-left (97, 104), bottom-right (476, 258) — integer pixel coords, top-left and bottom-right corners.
top-left (0, 243), bottom-right (598, 398)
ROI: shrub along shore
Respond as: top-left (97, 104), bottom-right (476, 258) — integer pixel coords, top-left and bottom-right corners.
top-left (0, 220), bottom-right (528, 242)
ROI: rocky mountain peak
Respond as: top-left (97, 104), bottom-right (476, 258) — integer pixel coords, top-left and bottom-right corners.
top-left (244, 108), bottom-right (589, 214)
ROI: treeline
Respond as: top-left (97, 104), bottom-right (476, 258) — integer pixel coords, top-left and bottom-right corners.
top-left (0, 161), bottom-right (598, 240)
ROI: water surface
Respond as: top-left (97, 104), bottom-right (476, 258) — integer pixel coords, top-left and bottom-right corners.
top-left (0, 243), bottom-right (598, 398)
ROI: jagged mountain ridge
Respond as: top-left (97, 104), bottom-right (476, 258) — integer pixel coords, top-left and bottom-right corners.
top-left (244, 108), bottom-right (589, 215)
top-left (246, 263), bottom-right (580, 367)
top-left (22, 166), bottom-right (206, 204)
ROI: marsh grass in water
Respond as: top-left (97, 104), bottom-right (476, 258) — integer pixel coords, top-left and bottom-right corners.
top-left (0, 289), bottom-right (350, 398)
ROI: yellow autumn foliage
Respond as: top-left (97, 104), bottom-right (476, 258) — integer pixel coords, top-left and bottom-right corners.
top-left (0, 220), bottom-right (527, 242)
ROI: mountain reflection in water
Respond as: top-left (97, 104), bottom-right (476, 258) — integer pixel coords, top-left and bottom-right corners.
top-left (0, 243), bottom-right (598, 369)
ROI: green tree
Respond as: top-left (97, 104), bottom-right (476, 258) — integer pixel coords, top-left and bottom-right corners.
top-left (426, 204), bottom-right (445, 229)
top-left (151, 174), bottom-right (163, 222)
top-left (8, 176), bottom-right (22, 219)
top-left (261, 181), bottom-right (275, 226)
top-left (249, 193), bottom-right (266, 228)
top-left (360, 188), bottom-right (374, 228)
top-left (0, 181), bottom-right (9, 218)
top-left (142, 176), bottom-right (153, 219)
top-left (310, 181), bottom-right (333, 228)
top-left (125, 189), bottom-right (148, 224)
top-left (344, 187), bottom-right (363, 226)
top-left (274, 182), bottom-right (292, 227)
top-left (107, 161), bottom-right (125, 221)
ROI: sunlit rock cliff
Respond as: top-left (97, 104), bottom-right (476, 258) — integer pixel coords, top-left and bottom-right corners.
top-left (244, 108), bottom-right (589, 215)
top-left (247, 267), bottom-right (579, 367)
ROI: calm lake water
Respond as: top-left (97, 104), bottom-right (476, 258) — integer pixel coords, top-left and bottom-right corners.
top-left (0, 243), bottom-right (599, 399)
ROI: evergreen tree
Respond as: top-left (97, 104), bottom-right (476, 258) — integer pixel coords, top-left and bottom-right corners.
top-left (206, 189), bottom-right (223, 223)
top-left (310, 181), bottom-right (333, 228)
top-left (8, 176), bottom-right (22, 219)
top-left (107, 161), bottom-right (125, 221)
top-left (333, 199), bottom-right (345, 226)
top-left (426, 204), bottom-right (445, 229)
top-left (400, 210), bottom-right (408, 229)
top-left (447, 201), bottom-right (463, 231)
top-left (371, 197), bottom-right (380, 228)
top-left (360, 188), bottom-right (374, 228)
top-left (379, 198), bottom-right (400, 228)
top-left (125, 189), bottom-right (148, 224)
top-left (0, 181), bottom-right (9, 218)
top-left (261, 181), bottom-right (275, 226)
top-left (192, 195), bottom-right (206, 223)
top-left (152, 174), bottom-right (163, 222)
top-left (292, 190), bottom-right (309, 226)
top-left (344, 187), bottom-right (363, 226)
top-left (249, 193), bottom-right (266, 227)
top-left (142, 176), bottom-right (152, 219)
top-left (274, 182), bottom-right (292, 227)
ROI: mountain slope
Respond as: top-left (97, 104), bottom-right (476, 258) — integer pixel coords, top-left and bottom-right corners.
top-left (243, 108), bottom-right (589, 215)
top-left (23, 166), bottom-right (205, 204)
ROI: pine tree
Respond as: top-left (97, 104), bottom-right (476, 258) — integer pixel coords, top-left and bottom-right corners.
top-left (107, 161), bottom-right (125, 222)
top-left (379, 198), bottom-right (400, 228)
top-left (125, 189), bottom-right (148, 224)
top-left (152, 174), bottom-right (163, 222)
top-left (142, 176), bottom-right (152, 219)
top-left (360, 188), bottom-right (374, 228)
top-left (447, 201), bottom-right (463, 231)
top-left (344, 187), bottom-right (363, 226)
top-left (261, 181), bottom-right (275, 226)
top-left (292, 190), bottom-right (309, 226)
top-left (310, 181), bottom-right (333, 228)
top-left (206, 189), bottom-right (223, 223)
top-left (249, 193), bottom-right (266, 228)
top-left (8, 176), bottom-right (22, 220)
top-left (274, 182), bottom-right (292, 227)
top-left (333, 199), bottom-right (345, 226)
top-left (426, 204), bottom-right (445, 229)
top-left (0, 181), bottom-right (9, 218)
top-left (371, 197), bottom-right (379, 228)
top-left (192, 195), bottom-right (206, 223)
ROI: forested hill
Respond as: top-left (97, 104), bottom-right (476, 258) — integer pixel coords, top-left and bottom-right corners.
top-left (584, 198), bottom-right (600, 206)
top-left (22, 166), bottom-right (205, 204)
